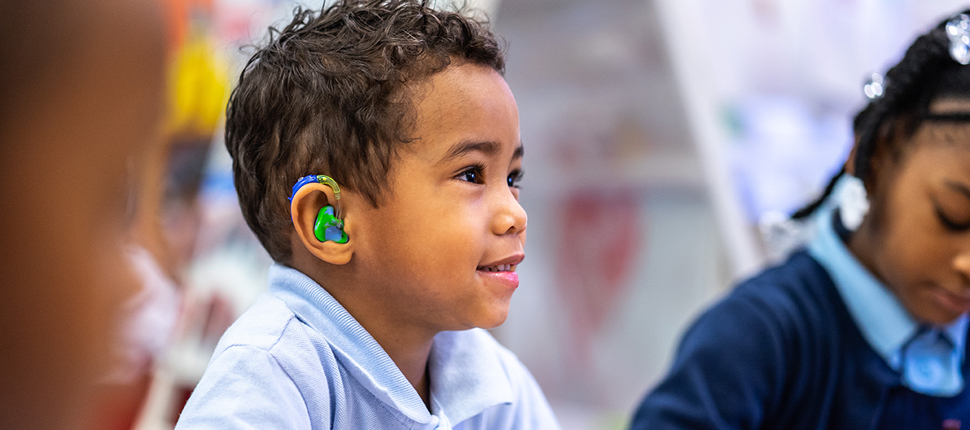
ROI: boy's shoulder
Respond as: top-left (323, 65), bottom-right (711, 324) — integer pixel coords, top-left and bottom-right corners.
top-left (205, 290), bottom-right (339, 388)
top-left (175, 293), bottom-right (337, 430)
top-left (213, 292), bottom-right (314, 354)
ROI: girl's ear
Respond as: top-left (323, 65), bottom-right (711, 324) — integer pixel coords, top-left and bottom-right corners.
top-left (844, 137), bottom-right (861, 177)
top-left (846, 129), bottom-right (894, 195)
top-left (290, 182), bottom-right (354, 265)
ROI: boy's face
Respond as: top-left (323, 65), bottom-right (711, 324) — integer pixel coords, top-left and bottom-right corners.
top-left (351, 63), bottom-right (526, 333)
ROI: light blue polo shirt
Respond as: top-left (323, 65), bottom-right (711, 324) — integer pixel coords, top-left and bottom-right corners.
top-left (174, 264), bottom-right (560, 429)
top-left (808, 209), bottom-right (969, 396)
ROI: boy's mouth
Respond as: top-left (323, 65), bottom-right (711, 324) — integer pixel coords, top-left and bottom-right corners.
top-left (478, 264), bottom-right (517, 272)
top-left (477, 254), bottom-right (524, 273)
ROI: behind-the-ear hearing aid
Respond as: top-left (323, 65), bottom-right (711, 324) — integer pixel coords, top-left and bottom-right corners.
top-left (289, 175), bottom-right (348, 244)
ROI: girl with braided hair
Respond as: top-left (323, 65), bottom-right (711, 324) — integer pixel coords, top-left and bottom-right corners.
top-left (632, 10), bottom-right (970, 430)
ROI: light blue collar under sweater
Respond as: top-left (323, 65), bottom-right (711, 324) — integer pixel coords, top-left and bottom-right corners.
top-left (808, 210), bottom-right (968, 396)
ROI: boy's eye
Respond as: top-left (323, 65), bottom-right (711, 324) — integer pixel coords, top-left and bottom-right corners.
top-left (457, 165), bottom-right (484, 184)
top-left (507, 169), bottom-right (523, 188)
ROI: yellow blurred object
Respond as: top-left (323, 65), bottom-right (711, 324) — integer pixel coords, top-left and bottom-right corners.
top-left (166, 30), bottom-right (229, 138)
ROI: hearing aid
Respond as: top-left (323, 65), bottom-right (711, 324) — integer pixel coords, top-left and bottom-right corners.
top-left (289, 175), bottom-right (349, 244)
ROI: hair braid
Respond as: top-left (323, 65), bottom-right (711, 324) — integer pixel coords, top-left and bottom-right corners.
top-left (791, 13), bottom-right (964, 220)
top-left (789, 166), bottom-right (844, 220)
top-left (853, 30), bottom-right (949, 181)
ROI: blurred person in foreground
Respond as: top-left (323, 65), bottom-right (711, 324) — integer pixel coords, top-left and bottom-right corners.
top-left (85, 12), bottom-right (233, 429)
top-left (633, 9), bottom-right (970, 430)
top-left (0, 1), bottom-right (165, 429)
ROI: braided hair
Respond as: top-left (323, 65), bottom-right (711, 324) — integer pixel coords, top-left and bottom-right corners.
top-left (791, 10), bottom-right (970, 220)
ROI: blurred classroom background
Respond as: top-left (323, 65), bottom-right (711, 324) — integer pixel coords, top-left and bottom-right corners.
top-left (98, 0), bottom-right (970, 429)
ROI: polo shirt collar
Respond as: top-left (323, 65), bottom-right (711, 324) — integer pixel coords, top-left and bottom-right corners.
top-left (428, 330), bottom-right (515, 424)
top-left (267, 264), bottom-right (513, 424)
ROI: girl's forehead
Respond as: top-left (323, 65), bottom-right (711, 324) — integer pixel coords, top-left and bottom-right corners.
top-left (930, 98), bottom-right (970, 113)
top-left (912, 122), bottom-right (970, 151)
top-left (904, 129), bottom-right (970, 180)
top-left (908, 98), bottom-right (970, 149)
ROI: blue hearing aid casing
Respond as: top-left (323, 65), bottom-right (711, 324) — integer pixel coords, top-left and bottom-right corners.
top-left (290, 175), bottom-right (348, 244)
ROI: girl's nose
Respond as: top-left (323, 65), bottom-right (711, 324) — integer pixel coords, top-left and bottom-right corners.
top-left (954, 251), bottom-right (970, 283)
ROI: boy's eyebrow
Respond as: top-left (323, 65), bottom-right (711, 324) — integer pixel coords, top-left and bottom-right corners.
top-left (513, 144), bottom-right (524, 160)
top-left (438, 140), bottom-right (524, 164)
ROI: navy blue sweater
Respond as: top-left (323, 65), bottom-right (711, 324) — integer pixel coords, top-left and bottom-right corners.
top-left (630, 251), bottom-right (970, 430)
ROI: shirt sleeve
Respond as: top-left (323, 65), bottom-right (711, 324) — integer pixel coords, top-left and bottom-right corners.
top-left (630, 293), bottom-right (787, 430)
top-left (174, 345), bottom-right (321, 430)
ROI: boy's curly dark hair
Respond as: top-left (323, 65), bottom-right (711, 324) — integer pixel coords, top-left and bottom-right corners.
top-left (226, 0), bottom-right (505, 263)
top-left (792, 9), bottom-right (970, 220)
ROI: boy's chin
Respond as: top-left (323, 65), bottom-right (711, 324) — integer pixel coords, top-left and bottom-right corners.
top-left (438, 300), bottom-right (512, 331)
top-left (469, 307), bottom-right (511, 330)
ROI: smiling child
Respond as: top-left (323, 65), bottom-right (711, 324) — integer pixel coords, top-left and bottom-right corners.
top-left (173, 1), bottom-right (559, 428)
top-left (631, 9), bottom-right (970, 430)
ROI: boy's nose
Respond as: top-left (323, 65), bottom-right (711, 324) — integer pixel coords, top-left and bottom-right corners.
top-left (491, 190), bottom-right (527, 236)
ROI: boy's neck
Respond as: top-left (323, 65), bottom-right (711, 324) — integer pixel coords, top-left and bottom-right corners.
top-left (338, 292), bottom-right (436, 411)
top-left (358, 314), bottom-right (434, 411)
top-left (290, 253), bottom-right (436, 411)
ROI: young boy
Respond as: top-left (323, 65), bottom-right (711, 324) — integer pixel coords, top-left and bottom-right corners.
top-left (174, 1), bottom-right (559, 428)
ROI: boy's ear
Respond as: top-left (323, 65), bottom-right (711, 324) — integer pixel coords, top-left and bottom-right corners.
top-left (290, 182), bottom-right (354, 265)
